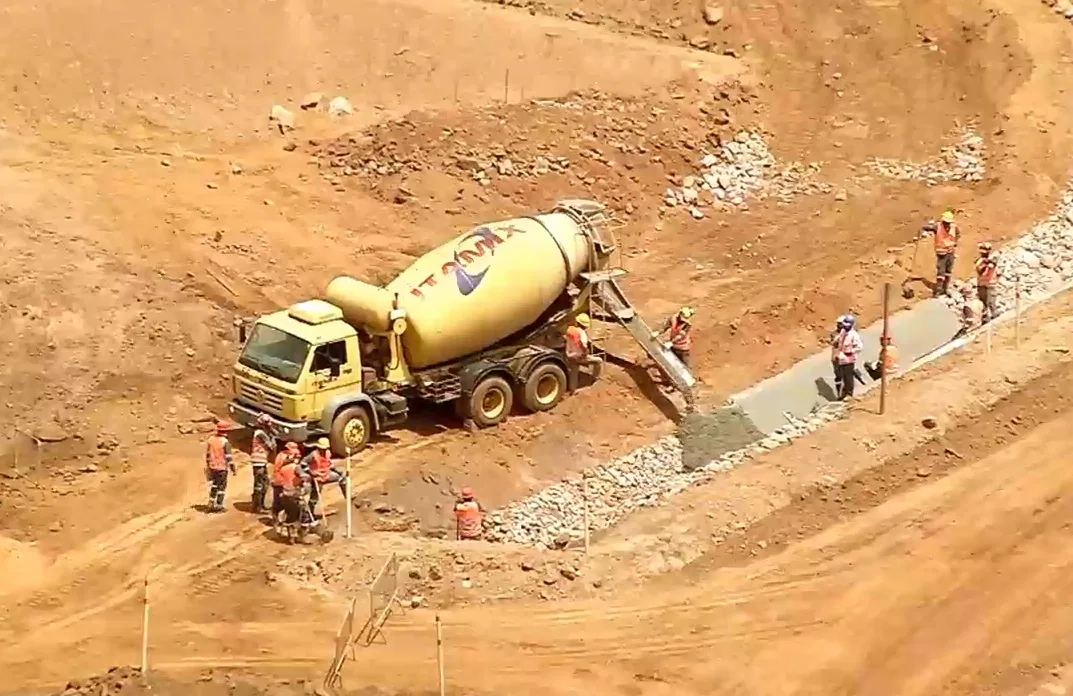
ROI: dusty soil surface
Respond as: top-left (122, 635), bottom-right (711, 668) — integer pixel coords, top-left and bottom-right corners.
top-left (3, 0), bottom-right (1073, 693)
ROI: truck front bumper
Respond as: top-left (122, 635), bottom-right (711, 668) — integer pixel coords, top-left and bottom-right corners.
top-left (226, 401), bottom-right (319, 443)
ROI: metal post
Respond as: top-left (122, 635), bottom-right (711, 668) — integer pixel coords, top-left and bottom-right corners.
top-left (582, 474), bottom-right (590, 554)
top-left (345, 447), bottom-right (353, 539)
top-left (435, 614), bottom-right (446, 696)
top-left (1015, 276), bottom-right (1022, 348)
top-left (879, 282), bottom-right (891, 415)
top-left (141, 575), bottom-right (150, 681)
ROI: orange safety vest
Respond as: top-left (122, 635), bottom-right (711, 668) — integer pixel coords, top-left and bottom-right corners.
top-left (455, 500), bottom-right (483, 540)
top-left (565, 326), bottom-right (588, 359)
top-left (205, 436), bottom-right (230, 471)
top-left (306, 451), bottom-right (333, 483)
top-left (975, 258), bottom-right (998, 287)
top-left (251, 429), bottom-right (271, 465)
top-left (272, 452), bottom-right (295, 485)
top-left (934, 222), bottom-right (958, 254)
top-left (278, 463), bottom-right (300, 495)
top-left (665, 317), bottom-right (693, 351)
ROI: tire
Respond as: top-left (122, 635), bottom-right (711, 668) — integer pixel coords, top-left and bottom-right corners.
top-left (466, 374), bottom-right (514, 428)
top-left (328, 405), bottom-right (372, 457)
top-left (521, 362), bottom-right (567, 413)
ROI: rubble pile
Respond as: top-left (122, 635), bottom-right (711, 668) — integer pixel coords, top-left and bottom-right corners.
top-left (866, 127), bottom-right (986, 184)
top-left (944, 186), bottom-right (1073, 315)
top-left (485, 405), bottom-right (844, 547)
top-left (663, 131), bottom-right (829, 216)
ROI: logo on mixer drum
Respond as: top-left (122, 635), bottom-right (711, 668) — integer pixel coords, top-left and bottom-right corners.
top-left (407, 224), bottom-right (526, 299)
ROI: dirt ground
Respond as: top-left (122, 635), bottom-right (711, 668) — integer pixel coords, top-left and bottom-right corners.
top-left (3, 0), bottom-right (1073, 692)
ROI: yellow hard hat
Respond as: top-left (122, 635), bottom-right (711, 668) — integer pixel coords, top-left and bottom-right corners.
top-left (315, 437), bottom-right (331, 450)
top-left (941, 210), bottom-right (955, 223)
top-left (575, 313), bottom-right (591, 328)
top-left (679, 306), bottom-right (695, 320)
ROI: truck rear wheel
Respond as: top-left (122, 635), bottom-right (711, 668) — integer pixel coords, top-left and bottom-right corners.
top-left (329, 406), bottom-right (372, 456)
top-left (522, 362), bottom-right (567, 413)
top-left (467, 375), bottom-right (514, 428)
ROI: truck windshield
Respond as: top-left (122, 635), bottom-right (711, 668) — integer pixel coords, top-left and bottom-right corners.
top-left (238, 324), bottom-right (310, 384)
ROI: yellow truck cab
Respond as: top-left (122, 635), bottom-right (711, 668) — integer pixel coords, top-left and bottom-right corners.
top-left (227, 300), bottom-right (408, 455)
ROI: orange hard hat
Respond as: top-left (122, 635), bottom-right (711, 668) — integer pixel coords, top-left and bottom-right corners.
top-left (460, 486), bottom-right (474, 499)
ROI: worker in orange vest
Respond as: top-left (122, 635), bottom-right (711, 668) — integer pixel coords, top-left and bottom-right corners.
top-left (299, 438), bottom-right (346, 518)
top-left (275, 454), bottom-right (307, 526)
top-left (933, 210), bottom-right (960, 297)
top-left (270, 441), bottom-right (301, 520)
top-left (974, 242), bottom-right (999, 323)
top-left (204, 421), bottom-right (237, 513)
top-left (564, 313), bottom-right (602, 392)
top-left (658, 306), bottom-right (695, 369)
top-left (864, 334), bottom-right (900, 380)
top-left (454, 486), bottom-right (484, 541)
top-left (249, 414), bottom-right (277, 514)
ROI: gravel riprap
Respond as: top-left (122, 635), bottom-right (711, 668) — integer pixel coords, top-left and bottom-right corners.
top-left (484, 405), bottom-right (845, 547)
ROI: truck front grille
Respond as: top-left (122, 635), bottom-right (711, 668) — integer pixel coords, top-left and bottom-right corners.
top-left (238, 380), bottom-right (284, 412)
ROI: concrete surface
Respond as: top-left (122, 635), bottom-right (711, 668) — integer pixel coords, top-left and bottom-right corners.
top-left (727, 299), bottom-right (963, 435)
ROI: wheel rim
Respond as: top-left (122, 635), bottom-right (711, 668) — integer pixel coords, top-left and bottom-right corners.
top-left (535, 373), bottom-right (560, 405)
top-left (481, 389), bottom-right (506, 420)
top-left (343, 418), bottom-right (366, 447)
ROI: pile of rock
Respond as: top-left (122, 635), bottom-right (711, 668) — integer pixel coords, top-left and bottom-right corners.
top-left (866, 127), bottom-right (985, 184)
top-left (664, 131), bottom-right (828, 217)
top-left (1042, 0), bottom-right (1073, 21)
top-left (943, 186), bottom-right (1073, 315)
top-left (484, 405), bottom-right (844, 547)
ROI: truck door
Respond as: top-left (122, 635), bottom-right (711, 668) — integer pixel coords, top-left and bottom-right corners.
top-left (308, 338), bottom-right (363, 417)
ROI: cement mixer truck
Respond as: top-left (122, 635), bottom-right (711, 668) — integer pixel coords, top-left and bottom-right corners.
top-left (226, 199), bottom-right (695, 455)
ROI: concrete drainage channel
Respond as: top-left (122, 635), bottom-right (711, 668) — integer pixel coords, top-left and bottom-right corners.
top-left (484, 183), bottom-right (1073, 548)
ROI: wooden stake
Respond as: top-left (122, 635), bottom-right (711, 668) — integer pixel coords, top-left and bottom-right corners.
top-left (582, 474), bottom-right (590, 554)
top-left (1015, 276), bottom-right (1022, 349)
top-left (503, 69), bottom-right (510, 103)
top-left (435, 614), bottom-right (446, 696)
top-left (985, 319), bottom-right (992, 356)
top-left (879, 282), bottom-right (891, 416)
top-left (345, 447), bottom-right (353, 539)
top-left (141, 575), bottom-right (150, 681)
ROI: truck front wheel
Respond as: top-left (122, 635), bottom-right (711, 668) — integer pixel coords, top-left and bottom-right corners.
top-left (467, 375), bottom-right (514, 428)
top-left (521, 362), bottom-right (567, 413)
top-left (329, 406), bottom-right (372, 456)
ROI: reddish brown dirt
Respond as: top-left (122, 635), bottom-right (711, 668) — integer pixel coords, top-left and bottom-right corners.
top-left (2, 0), bottom-right (1073, 693)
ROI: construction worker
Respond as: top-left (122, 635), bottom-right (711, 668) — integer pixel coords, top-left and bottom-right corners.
top-left (933, 210), bottom-right (960, 297)
top-left (454, 486), bottom-right (484, 541)
top-left (204, 421), bottom-right (237, 513)
top-left (657, 307), bottom-right (695, 369)
top-left (833, 315), bottom-right (863, 401)
top-left (271, 441), bottom-right (301, 520)
top-left (275, 454), bottom-right (306, 527)
top-left (958, 284), bottom-right (983, 335)
top-left (975, 242), bottom-right (999, 323)
top-left (864, 334), bottom-right (900, 380)
top-left (564, 313), bottom-right (602, 392)
top-left (249, 414), bottom-right (276, 513)
top-left (300, 438), bottom-right (346, 518)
